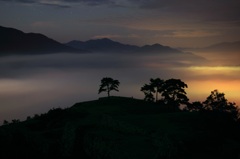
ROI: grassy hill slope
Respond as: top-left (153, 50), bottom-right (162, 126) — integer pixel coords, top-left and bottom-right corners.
top-left (0, 96), bottom-right (240, 159)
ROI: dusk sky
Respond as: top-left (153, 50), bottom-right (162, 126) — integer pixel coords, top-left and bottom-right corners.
top-left (1, 0), bottom-right (240, 47)
top-left (0, 0), bottom-right (240, 122)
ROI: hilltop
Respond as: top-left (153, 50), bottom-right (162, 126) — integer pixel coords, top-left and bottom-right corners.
top-left (0, 96), bottom-right (240, 159)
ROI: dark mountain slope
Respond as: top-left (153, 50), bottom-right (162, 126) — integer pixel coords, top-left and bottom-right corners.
top-left (1, 25), bottom-right (194, 55)
top-left (138, 43), bottom-right (183, 54)
top-left (66, 38), bottom-right (139, 53)
top-left (66, 38), bottom-right (184, 54)
top-left (195, 41), bottom-right (240, 52)
top-left (0, 26), bottom-right (83, 54)
top-left (205, 41), bottom-right (240, 51)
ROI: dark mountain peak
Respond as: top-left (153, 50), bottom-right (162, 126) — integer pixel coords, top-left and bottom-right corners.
top-left (27, 32), bottom-right (48, 38)
top-left (66, 38), bottom-right (139, 53)
top-left (152, 43), bottom-right (163, 47)
top-left (0, 26), bottom-right (83, 55)
top-left (208, 41), bottom-right (240, 48)
top-left (101, 38), bottom-right (113, 41)
top-left (1, 25), bottom-right (186, 55)
top-left (66, 38), bottom-right (184, 54)
top-left (86, 38), bottom-right (121, 46)
top-left (0, 25), bottom-right (24, 34)
top-left (199, 40), bottom-right (240, 52)
top-left (142, 43), bottom-right (164, 48)
top-left (139, 43), bottom-right (182, 54)
top-left (91, 38), bottom-right (113, 42)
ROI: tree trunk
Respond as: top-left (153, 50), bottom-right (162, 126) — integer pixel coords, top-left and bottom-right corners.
top-left (107, 84), bottom-right (110, 97)
top-left (156, 92), bottom-right (158, 102)
top-left (156, 88), bottom-right (159, 102)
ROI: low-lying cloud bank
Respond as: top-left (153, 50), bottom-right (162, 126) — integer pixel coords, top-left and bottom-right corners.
top-left (0, 52), bottom-right (239, 122)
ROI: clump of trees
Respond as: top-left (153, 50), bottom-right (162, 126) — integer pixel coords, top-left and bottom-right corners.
top-left (186, 89), bottom-right (239, 120)
top-left (97, 77), bottom-right (239, 121)
top-left (141, 78), bottom-right (164, 102)
top-left (141, 78), bottom-right (189, 109)
top-left (2, 119), bottom-right (20, 125)
top-left (140, 78), bottom-right (239, 120)
top-left (3, 77), bottom-right (239, 125)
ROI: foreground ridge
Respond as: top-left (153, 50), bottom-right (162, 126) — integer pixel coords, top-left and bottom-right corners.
top-left (0, 96), bottom-right (240, 159)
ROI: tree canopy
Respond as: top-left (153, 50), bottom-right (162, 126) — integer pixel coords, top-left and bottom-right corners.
top-left (185, 89), bottom-right (239, 121)
top-left (161, 79), bottom-right (189, 107)
top-left (98, 77), bottom-right (120, 97)
top-left (140, 83), bottom-right (155, 102)
top-left (141, 78), bottom-right (189, 109)
top-left (203, 89), bottom-right (239, 120)
top-left (140, 78), bottom-right (164, 102)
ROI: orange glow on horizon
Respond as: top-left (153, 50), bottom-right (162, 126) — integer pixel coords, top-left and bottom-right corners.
top-left (180, 66), bottom-right (240, 106)
top-left (188, 66), bottom-right (240, 71)
top-left (187, 80), bottom-right (240, 106)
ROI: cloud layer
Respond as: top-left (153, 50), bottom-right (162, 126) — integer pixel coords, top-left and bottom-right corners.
top-left (2, 0), bottom-right (240, 20)
top-left (2, 0), bottom-right (240, 24)
top-left (0, 52), bottom-right (239, 122)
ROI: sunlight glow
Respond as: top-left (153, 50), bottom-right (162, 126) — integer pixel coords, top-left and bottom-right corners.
top-left (182, 66), bottom-right (240, 106)
top-left (183, 66), bottom-right (240, 77)
top-left (186, 79), bottom-right (240, 107)
top-left (188, 66), bottom-right (240, 71)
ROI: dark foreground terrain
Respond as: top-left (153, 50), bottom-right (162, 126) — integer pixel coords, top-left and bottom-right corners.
top-left (0, 97), bottom-right (240, 159)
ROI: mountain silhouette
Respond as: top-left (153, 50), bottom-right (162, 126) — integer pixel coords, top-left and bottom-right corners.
top-left (187, 41), bottom-right (240, 53)
top-left (66, 38), bottom-right (139, 53)
top-left (202, 41), bottom-right (240, 52)
top-left (1, 25), bottom-right (203, 57)
top-left (138, 43), bottom-right (183, 54)
top-left (66, 38), bottom-right (183, 54)
top-left (0, 26), bottom-right (84, 55)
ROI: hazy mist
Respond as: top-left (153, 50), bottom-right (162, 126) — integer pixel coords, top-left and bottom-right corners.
top-left (0, 52), bottom-right (239, 122)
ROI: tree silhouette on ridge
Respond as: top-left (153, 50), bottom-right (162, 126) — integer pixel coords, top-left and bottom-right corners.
top-left (161, 78), bottom-right (189, 107)
top-left (141, 78), bottom-right (189, 109)
top-left (98, 77), bottom-right (120, 97)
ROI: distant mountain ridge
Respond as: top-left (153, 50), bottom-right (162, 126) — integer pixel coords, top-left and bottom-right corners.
top-left (66, 38), bottom-right (139, 53)
top-left (65, 38), bottom-right (183, 54)
top-left (0, 25), bottom-right (213, 55)
top-left (0, 26), bottom-right (83, 55)
top-left (197, 41), bottom-right (240, 52)
top-left (188, 41), bottom-right (240, 53)
top-left (138, 43), bottom-right (182, 53)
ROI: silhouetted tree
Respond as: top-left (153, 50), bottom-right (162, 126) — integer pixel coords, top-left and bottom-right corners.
top-left (26, 116), bottom-right (31, 121)
top-left (203, 89), bottom-right (239, 120)
top-left (141, 84), bottom-right (155, 102)
top-left (98, 77), bottom-right (120, 97)
top-left (186, 101), bottom-right (203, 112)
top-left (33, 114), bottom-right (40, 119)
top-left (141, 78), bottom-right (164, 102)
top-left (161, 79), bottom-right (189, 108)
top-left (3, 120), bottom-right (9, 125)
top-left (11, 119), bottom-right (20, 124)
top-left (150, 78), bottom-right (164, 102)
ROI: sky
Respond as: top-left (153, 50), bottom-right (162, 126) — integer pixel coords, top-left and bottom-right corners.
top-left (0, 0), bottom-right (240, 122)
top-left (1, 0), bottom-right (240, 47)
